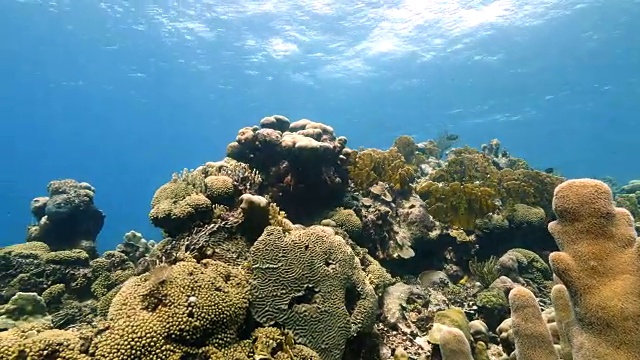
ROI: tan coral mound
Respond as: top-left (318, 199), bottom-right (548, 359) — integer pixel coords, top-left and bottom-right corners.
top-left (0, 323), bottom-right (91, 360)
top-left (249, 225), bottom-right (378, 360)
top-left (91, 259), bottom-right (250, 359)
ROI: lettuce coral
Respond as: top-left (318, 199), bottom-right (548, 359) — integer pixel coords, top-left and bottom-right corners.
top-left (348, 148), bottom-right (416, 194)
top-left (415, 180), bottom-right (499, 230)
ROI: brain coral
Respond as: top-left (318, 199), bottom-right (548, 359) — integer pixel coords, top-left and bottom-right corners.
top-left (249, 226), bottom-right (378, 360)
top-left (91, 259), bottom-right (249, 359)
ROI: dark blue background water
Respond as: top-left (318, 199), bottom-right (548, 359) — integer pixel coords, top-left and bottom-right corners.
top-left (1, 1), bottom-right (638, 252)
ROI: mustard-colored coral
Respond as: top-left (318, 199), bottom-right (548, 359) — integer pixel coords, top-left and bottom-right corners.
top-left (250, 225), bottom-right (378, 360)
top-left (0, 242), bottom-right (50, 255)
top-left (392, 135), bottom-right (418, 164)
top-left (91, 259), bottom-right (250, 359)
top-left (149, 180), bottom-right (213, 236)
top-left (497, 168), bottom-right (563, 214)
top-left (420, 147), bottom-right (562, 228)
top-left (91, 269), bottom-right (135, 298)
top-left (42, 249), bottom-right (90, 266)
top-left (429, 148), bottom-right (499, 184)
top-left (0, 324), bottom-right (91, 359)
top-left (427, 307), bottom-right (472, 345)
top-left (252, 327), bottom-right (321, 360)
top-left (329, 208), bottom-right (362, 239)
top-left (268, 202), bottom-right (293, 231)
top-left (415, 181), bottom-right (498, 230)
top-left (348, 148), bottom-right (416, 193)
top-left (41, 284), bottom-right (66, 306)
top-left (507, 203), bottom-right (546, 227)
top-left (149, 166), bottom-right (247, 236)
top-left (204, 175), bottom-right (236, 204)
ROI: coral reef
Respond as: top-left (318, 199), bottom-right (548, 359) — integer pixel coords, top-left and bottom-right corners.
top-left (2, 115), bottom-right (623, 360)
top-left (348, 148), bottom-right (416, 195)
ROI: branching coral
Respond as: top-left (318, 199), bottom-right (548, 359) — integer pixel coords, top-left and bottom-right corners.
top-left (392, 135), bottom-right (418, 164)
top-left (421, 146), bottom-right (563, 230)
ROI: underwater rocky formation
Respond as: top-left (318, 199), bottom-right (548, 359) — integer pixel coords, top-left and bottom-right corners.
top-left (0, 114), bottom-right (637, 360)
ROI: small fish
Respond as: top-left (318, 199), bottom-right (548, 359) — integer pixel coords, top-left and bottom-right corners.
top-left (445, 133), bottom-right (459, 141)
top-left (544, 167), bottom-right (554, 174)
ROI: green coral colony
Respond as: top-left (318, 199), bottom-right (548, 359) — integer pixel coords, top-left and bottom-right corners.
top-left (0, 115), bottom-right (638, 360)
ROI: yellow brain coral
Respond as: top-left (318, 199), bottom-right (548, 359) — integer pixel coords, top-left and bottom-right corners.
top-left (91, 259), bottom-right (250, 359)
top-left (0, 323), bottom-right (91, 360)
top-left (249, 226), bottom-right (378, 360)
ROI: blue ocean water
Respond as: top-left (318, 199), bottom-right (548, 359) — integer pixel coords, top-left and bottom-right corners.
top-left (0, 0), bottom-right (638, 253)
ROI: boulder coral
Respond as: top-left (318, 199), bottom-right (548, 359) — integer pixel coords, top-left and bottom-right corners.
top-left (149, 159), bottom-right (262, 237)
top-left (91, 259), bottom-right (250, 359)
top-left (226, 117), bottom-right (350, 223)
top-left (27, 179), bottom-right (105, 258)
top-left (249, 225), bottom-right (378, 360)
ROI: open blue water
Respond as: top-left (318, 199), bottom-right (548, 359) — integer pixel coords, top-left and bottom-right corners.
top-left (1, 0), bottom-right (638, 252)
